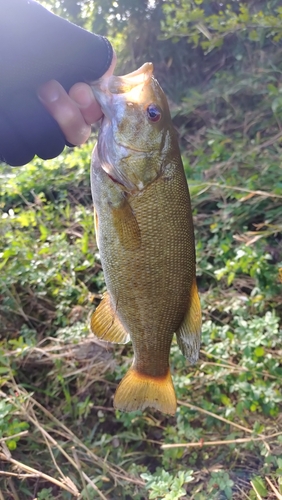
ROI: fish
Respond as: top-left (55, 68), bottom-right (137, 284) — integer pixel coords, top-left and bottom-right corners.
top-left (90, 63), bottom-right (201, 415)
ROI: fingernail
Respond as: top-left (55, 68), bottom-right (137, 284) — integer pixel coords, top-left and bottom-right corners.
top-left (38, 81), bottom-right (60, 103)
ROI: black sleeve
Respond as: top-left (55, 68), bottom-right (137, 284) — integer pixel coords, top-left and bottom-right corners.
top-left (0, 0), bottom-right (113, 166)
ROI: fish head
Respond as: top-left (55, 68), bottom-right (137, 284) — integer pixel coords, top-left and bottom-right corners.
top-left (92, 63), bottom-right (177, 191)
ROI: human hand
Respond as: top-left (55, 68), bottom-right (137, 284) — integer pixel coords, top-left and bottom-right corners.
top-left (37, 51), bottom-right (116, 146)
top-left (0, 0), bottom-right (115, 166)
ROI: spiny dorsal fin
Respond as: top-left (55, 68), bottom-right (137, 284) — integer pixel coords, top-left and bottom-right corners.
top-left (176, 278), bottom-right (201, 364)
top-left (90, 292), bottom-right (130, 344)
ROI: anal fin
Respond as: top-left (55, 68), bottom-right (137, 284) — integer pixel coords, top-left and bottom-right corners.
top-left (114, 367), bottom-right (177, 415)
top-left (176, 278), bottom-right (202, 364)
top-left (90, 292), bottom-right (130, 344)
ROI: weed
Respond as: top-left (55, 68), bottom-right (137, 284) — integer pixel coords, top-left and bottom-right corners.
top-left (1, 1), bottom-right (282, 497)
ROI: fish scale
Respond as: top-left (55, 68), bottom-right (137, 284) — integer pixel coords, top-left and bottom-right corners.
top-left (90, 62), bottom-right (202, 414)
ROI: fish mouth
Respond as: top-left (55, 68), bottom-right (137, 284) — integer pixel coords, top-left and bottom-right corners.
top-left (91, 63), bottom-right (154, 151)
top-left (93, 63), bottom-right (157, 178)
top-left (108, 62), bottom-right (154, 94)
top-left (91, 62), bottom-right (154, 104)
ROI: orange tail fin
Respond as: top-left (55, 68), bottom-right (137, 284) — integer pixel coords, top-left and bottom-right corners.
top-left (114, 367), bottom-right (177, 415)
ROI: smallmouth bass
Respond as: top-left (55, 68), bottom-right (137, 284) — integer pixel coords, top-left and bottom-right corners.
top-left (90, 63), bottom-right (201, 415)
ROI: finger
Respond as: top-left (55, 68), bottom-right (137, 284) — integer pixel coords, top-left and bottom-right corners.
top-left (68, 83), bottom-right (103, 125)
top-left (38, 80), bottom-right (91, 145)
top-left (69, 50), bottom-right (117, 125)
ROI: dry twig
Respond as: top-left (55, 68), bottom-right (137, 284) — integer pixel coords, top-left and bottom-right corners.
top-left (204, 182), bottom-right (282, 199)
top-left (265, 477), bottom-right (282, 500)
top-left (250, 480), bottom-right (263, 500)
top-left (0, 451), bottom-right (79, 497)
top-left (178, 400), bottom-right (255, 434)
top-left (0, 430), bottom-right (28, 442)
top-left (162, 431), bottom-right (282, 449)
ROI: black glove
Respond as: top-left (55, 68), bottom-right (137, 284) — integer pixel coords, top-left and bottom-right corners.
top-left (0, 0), bottom-right (113, 166)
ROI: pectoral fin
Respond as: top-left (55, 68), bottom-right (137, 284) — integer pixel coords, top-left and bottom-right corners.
top-left (110, 197), bottom-right (141, 251)
top-left (90, 292), bottom-right (130, 344)
top-left (176, 278), bottom-right (202, 364)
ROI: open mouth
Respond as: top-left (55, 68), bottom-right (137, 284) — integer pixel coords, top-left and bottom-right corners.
top-left (92, 62), bottom-right (153, 117)
top-left (108, 63), bottom-right (154, 94)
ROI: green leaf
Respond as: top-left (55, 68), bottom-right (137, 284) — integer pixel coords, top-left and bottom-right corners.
top-left (0, 367), bottom-right (10, 374)
top-left (81, 232), bottom-right (89, 254)
top-left (249, 30), bottom-right (259, 41)
top-left (7, 439), bottom-right (17, 451)
top-left (272, 97), bottom-right (282, 113)
top-left (252, 476), bottom-right (268, 497)
top-left (254, 346), bottom-right (265, 357)
top-left (227, 271), bottom-right (235, 286)
top-left (39, 224), bottom-right (49, 241)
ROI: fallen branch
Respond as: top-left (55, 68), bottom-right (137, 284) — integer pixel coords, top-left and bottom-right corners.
top-left (178, 400), bottom-right (255, 434)
top-left (204, 182), bottom-right (282, 199)
top-left (265, 477), bottom-right (282, 500)
top-left (162, 431), bottom-right (282, 449)
top-left (0, 451), bottom-right (79, 497)
top-left (250, 480), bottom-right (263, 500)
top-left (0, 430), bottom-right (28, 442)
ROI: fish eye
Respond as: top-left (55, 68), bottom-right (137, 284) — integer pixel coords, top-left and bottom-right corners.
top-left (147, 103), bottom-right (162, 122)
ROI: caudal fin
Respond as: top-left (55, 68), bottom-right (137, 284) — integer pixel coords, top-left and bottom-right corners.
top-left (113, 367), bottom-right (177, 415)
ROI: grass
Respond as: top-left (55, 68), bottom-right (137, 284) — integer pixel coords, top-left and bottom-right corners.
top-left (0, 48), bottom-right (282, 498)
